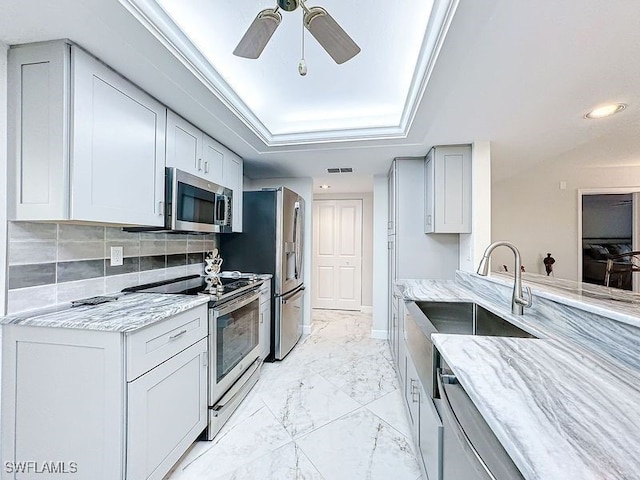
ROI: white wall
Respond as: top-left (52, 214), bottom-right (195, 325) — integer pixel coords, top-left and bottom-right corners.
top-left (493, 159), bottom-right (640, 280)
top-left (459, 141), bottom-right (492, 272)
top-left (313, 192), bottom-right (373, 308)
top-left (372, 175), bottom-right (388, 339)
top-left (246, 177), bottom-right (314, 332)
top-left (1, 42), bottom-right (8, 314)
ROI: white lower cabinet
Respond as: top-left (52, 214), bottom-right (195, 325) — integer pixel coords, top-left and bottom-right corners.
top-left (1, 304), bottom-right (208, 480)
top-left (127, 338), bottom-right (208, 480)
top-left (259, 281), bottom-right (272, 360)
top-left (398, 331), bottom-right (443, 480)
top-left (404, 350), bottom-right (420, 426)
top-left (403, 348), bottom-right (443, 480)
top-left (417, 379), bottom-right (444, 480)
top-left (1, 326), bottom-right (125, 480)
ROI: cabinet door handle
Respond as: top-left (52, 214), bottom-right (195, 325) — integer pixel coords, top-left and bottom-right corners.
top-left (198, 158), bottom-right (203, 171)
top-left (426, 214), bottom-right (432, 226)
top-left (158, 201), bottom-right (164, 216)
top-left (202, 352), bottom-right (208, 367)
top-left (410, 379), bottom-right (420, 403)
top-left (204, 160), bottom-right (209, 173)
top-left (169, 329), bottom-right (187, 340)
top-left (260, 313), bottom-right (264, 324)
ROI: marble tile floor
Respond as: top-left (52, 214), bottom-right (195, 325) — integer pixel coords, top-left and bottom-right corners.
top-left (167, 309), bottom-right (423, 480)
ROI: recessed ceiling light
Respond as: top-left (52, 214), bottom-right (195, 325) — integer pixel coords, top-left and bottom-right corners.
top-left (584, 103), bottom-right (627, 119)
top-left (319, 185), bottom-right (331, 189)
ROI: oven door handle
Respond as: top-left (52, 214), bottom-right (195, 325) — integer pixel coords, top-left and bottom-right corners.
top-left (213, 358), bottom-right (261, 410)
top-left (214, 290), bottom-right (261, 317)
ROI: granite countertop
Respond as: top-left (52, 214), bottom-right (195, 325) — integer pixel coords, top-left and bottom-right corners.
top-left (0, 293), bottom-right (210, 333)
top-left (492, 272), bottom-right (640, 328)
top-left (1, 274), bottom-right (273, 333)
top-left (397, 273), bottom-right (640, 328)
top-left (396, 276), bottom-right (640, 480)
top-left (395, 279), bottom-right (475, 303)
top-left (432, 334), bottom-right (640, 480)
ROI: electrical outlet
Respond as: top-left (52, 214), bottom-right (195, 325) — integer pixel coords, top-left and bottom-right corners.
top-left (110, 246), bottom-right (124, 267)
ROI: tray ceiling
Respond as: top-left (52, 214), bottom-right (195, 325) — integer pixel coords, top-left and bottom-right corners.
top-left (121, 0), bottom-right (458, 146)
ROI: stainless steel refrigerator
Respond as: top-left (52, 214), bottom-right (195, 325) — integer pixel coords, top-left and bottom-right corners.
top-left (220, 187), bottom-right (305, 360)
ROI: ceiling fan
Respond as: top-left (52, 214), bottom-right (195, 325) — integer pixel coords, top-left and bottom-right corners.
top-left (233, 0), bottom-right (361, 65)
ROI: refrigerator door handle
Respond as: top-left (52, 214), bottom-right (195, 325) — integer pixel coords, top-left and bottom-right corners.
top-left (293, 202), bottom-right (301, 280)
top-left (281, 285), bottom-right (306, 304)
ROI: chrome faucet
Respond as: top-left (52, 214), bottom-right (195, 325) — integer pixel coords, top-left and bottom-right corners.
top-left (477, 241), bottom-right (532, 315)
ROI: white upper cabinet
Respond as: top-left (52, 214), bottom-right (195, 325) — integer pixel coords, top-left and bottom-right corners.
top-left (166, 109), bottom-right (243, 232)
top-left (202, 135), bottom-right (225, 185)
top-left (72, 48), bottom-right (166, 226)
top-left (8, 41), bottom-right (166, 226)
top-left (165, 111), bottom-right (201, 175)
top-left (223, 151), bottom-right (243, 232)
top-left (166, 110), bottom-right (225, 186)
top-left (424, 145), bottom-right (472, 234)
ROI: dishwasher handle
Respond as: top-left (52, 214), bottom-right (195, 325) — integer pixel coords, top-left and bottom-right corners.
top-left (438, 372), bottom-right (498, 480)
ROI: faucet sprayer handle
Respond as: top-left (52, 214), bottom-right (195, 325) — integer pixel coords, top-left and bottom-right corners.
top-left (516, 286), bottom-right (533, 309)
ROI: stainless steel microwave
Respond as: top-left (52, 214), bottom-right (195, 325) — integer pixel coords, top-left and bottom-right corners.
top-left (166, 168), bottom-right (233, 233)
top-left (123, 168), bottom-right (233, 234)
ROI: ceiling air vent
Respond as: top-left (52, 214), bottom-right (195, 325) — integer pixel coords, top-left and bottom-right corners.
top-left (327, 167), bottom-right (353, 173)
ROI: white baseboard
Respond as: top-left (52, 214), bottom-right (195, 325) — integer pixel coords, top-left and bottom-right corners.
top-left (360, 306), bottom-right (373, 314)
top-left (303, 324), bottom-right (313, 335)
top-left (370, 329), bottom-right (388, 340)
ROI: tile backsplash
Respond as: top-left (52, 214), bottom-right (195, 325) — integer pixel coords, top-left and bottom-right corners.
top-left (6, 222), bottom-right (218, 314)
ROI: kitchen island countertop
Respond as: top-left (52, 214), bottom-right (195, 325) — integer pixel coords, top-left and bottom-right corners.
top-left (396, 275), bottom-right (640, 480)
top-left (433, 333), bottom-right (640, 480)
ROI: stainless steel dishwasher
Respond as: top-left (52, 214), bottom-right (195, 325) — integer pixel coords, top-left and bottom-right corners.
top-left (437, 371), bottom-right (524, 480)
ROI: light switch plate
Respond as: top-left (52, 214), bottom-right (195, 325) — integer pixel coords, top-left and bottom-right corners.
top-left (110, 246), bottom-right (124, 267)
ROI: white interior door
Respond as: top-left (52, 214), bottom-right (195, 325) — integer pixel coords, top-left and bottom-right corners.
top-left (313, 200), bottom-right (363, 310)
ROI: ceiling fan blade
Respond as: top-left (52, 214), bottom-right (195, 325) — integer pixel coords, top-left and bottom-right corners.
top-left (233, 8), bottom-right (282, 59)
top-left (304, 7), bottom-right (360, 64)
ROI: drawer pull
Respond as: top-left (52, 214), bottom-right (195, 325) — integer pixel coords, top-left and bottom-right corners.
top-left (169, 329), bottom-right (187, 340)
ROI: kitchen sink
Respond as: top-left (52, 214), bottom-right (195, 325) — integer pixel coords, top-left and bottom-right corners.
top-left (475, 304), bottom-right (536, 338)
top-left (415, 301), bottom-right (536, 339)
top-left (406, 301), bottom-right (536, 400)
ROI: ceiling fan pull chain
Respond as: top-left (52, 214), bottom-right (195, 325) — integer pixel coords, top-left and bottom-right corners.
top-left (298, 7), bottom-right (308, 76)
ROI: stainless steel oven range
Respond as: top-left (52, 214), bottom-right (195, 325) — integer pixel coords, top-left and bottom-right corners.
top-left (123, 274), bottom-right (262, 440)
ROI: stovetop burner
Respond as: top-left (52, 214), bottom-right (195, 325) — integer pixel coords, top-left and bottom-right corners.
top-left (122, 274), bottom-right (261, 303)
